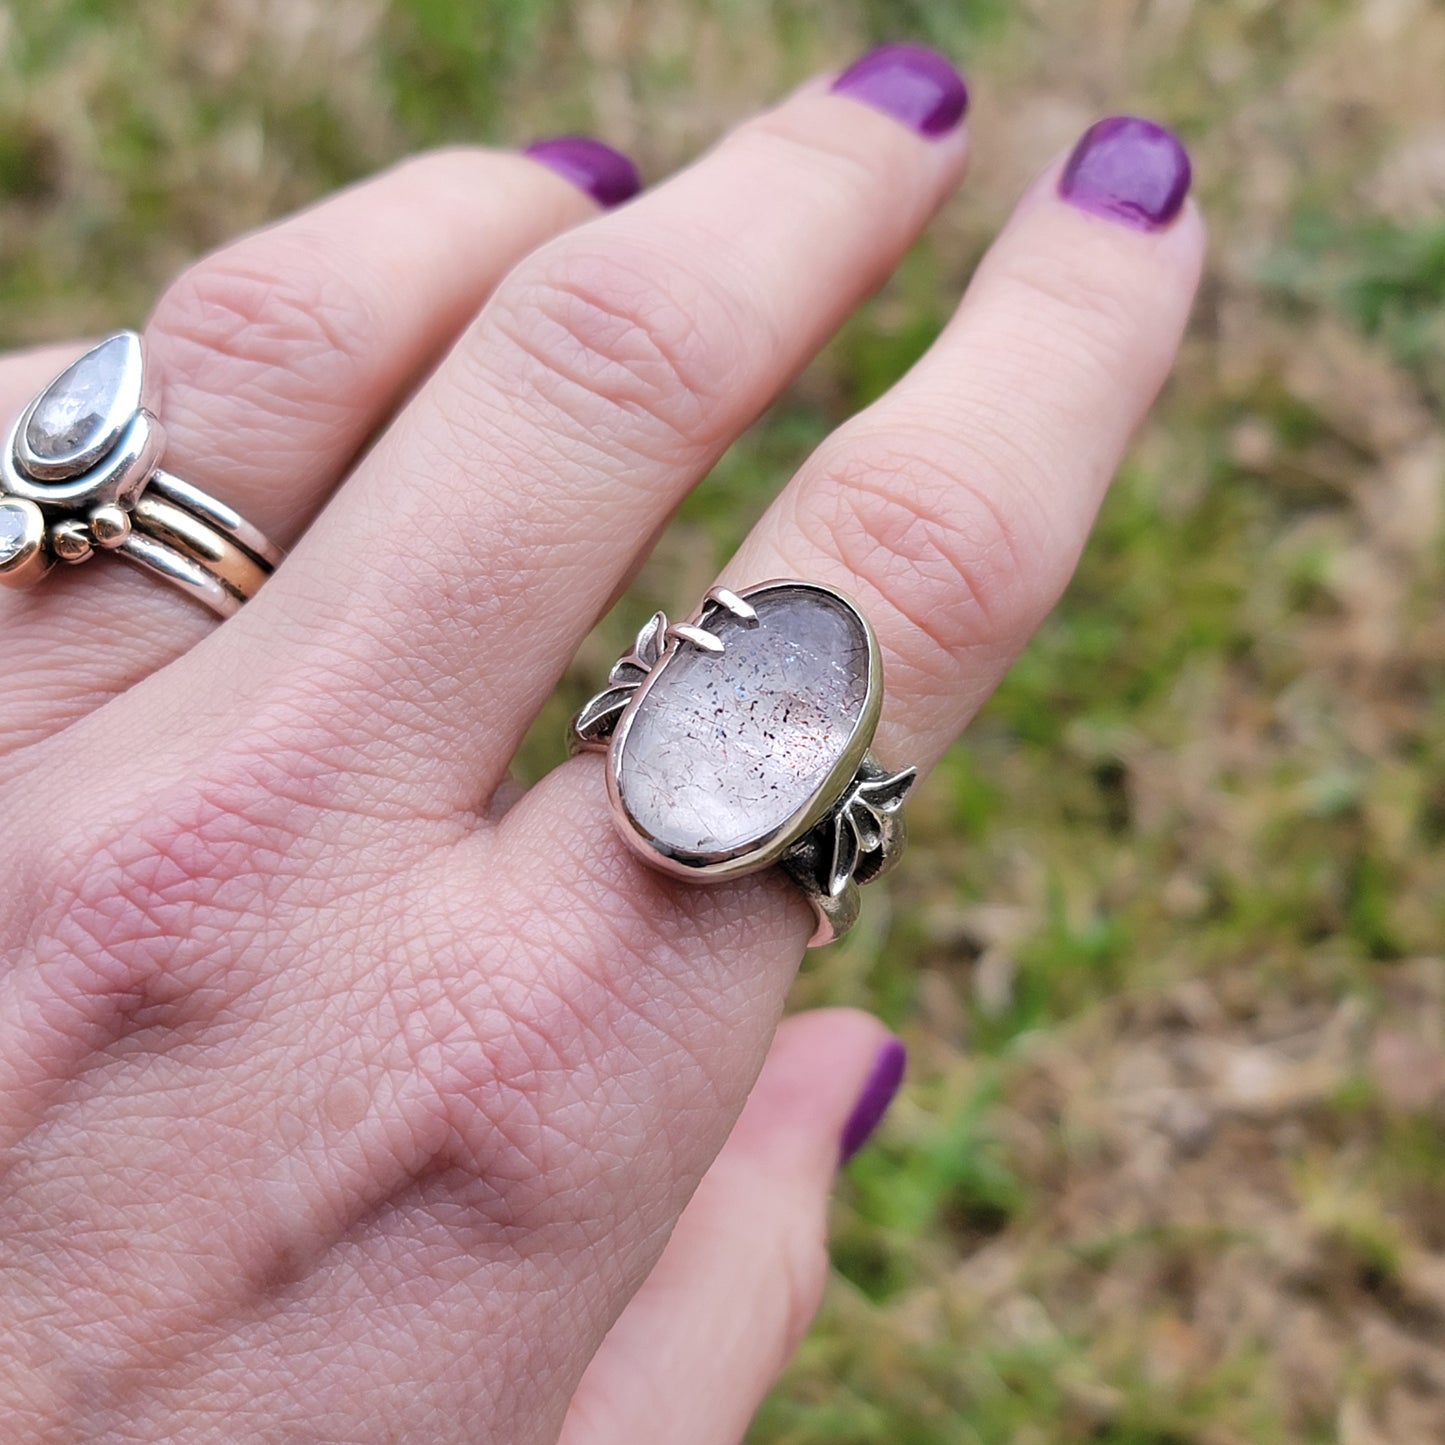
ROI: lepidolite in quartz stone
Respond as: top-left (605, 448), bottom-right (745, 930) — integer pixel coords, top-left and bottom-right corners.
top-left (24, 334), bottom-right (139, 466)
top-left (617, 586), bottom-right (871, 858)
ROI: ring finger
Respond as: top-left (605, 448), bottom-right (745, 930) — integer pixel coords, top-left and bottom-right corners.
top-left (0, 139), bottom-right (635, 754)
top-left (724, 114), bottom-right (1204, 772)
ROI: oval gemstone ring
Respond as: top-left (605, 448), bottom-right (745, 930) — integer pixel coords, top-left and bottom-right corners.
top-left (571, 580), bottom-right (916, 946)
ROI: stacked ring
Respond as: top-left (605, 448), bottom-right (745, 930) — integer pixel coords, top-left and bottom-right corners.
top-left (0, 332), bottom-right (283, 616)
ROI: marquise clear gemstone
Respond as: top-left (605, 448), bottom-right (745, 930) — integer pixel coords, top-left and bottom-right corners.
top-left (24, 333), bottom-right (139, 468)
top-left (617, 586), bottom-right (871, 857)
top-left (0, 504), bottom-right (28, 564)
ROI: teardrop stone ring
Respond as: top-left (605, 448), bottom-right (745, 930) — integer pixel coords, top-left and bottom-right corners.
top-left (0, 332), bottom-right (283, 615)
top-left (571, 580), bottom-right (916, 945)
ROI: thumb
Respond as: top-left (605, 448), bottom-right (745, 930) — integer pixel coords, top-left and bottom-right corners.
top-left (559, 1008), bottom-right (906, 1445)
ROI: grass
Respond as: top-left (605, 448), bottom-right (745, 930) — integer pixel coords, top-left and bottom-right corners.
top-left (4, 2), bottom-right (1445, 1441)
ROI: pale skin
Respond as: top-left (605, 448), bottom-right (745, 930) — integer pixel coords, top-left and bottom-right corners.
top-left (0, 70), bottom-right (1203, 1443)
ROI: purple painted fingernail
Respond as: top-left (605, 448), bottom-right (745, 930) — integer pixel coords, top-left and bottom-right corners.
top-left (839, 1038), bottom-right (907, 1164)
top-left (1058, 115), bottom-right (1192, 232)
top-left (830, 43), bottom-right (968, 138)
top-left (523, 135), bottom-right (643, 209)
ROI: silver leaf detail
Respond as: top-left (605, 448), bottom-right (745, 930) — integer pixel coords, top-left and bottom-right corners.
top-left (635, 610), bottom-right (668, 668)
top-left (609, 658), bottom-right (649, 686)
top-left (829, 808), bottom-right (861, 898)
top-left (849, 798), bottom-right (883, 854)
top-left (856, 766), bottom-right (917, 814)
top-left (574, 684), bottom-right (637, 742)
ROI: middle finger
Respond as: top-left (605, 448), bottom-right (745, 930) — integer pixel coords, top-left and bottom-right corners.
top-left (0, 143), bottom-right (619, 754)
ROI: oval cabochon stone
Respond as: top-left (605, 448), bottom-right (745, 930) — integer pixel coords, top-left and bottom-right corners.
top-left (616, 585), bottom-right (872, 860)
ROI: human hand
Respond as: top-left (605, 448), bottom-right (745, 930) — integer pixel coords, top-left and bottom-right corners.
top-left (0, 45), bottom-right (1201, 1442)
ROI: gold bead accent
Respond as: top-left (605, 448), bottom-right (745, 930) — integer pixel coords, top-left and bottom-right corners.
top-left (89, 503), bottom-right (132, 549)
top-left (51, 518), bottom-right (93, 564)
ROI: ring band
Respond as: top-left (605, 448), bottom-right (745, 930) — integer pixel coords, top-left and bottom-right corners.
top-left (571, 580), bottom-right (916, 946)
top-left (0, 332), bottom-right (283, 616)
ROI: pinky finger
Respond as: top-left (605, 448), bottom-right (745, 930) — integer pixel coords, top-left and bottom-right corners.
top-left (558, 1010), bottom-right (906, 1445)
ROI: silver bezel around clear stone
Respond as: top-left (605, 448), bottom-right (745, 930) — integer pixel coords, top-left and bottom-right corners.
top-left (3, 331), bottom-right (162, 509)
top-left (14, 332), bottom-right (146, 482)
top-left (604, 579), bottom-right (884, 882)
top-left (0, 496), bottom-right (50, 586)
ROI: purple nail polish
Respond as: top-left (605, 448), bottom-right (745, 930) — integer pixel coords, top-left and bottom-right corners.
top-left (1058, 116), bottom-right (1192, 232)
top-left (523, 135), bottom-right (642, 209)
top-left (830, 43), bottom-right (968, 138)
top-left (839, 1038), bottom-right (907, 1164)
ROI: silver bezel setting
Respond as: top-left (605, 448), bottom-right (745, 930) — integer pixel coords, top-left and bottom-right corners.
top-left (2, 406), bottom-right (163, 509)
top-left (0, 496), bottom-right (52, 587)
top-left (8, 330), bottom-right (149, 485)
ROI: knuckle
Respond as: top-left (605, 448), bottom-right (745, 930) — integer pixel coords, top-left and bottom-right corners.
top-left (798, 429), bottom-right (1054, 672)
top-left (394, 992), bottom-right (631, 1240)
top-left (402, 945), bottom-right (697, 1227)
top-left (486, 243), bottom-right (744, 468)
top-left (29, 734), bottom-right (332, 1021)
top-left (151, 235), bottom-right (380, 422)
top-left (392, 839), bottom-right (748, 1234)
top-left (728, 113), bottom-right (888, 216)
top-left (382, 143), bottom-right (500, 190)
top-left (779, 1228), bottom-right (830, 1358)
top-left (989, 248), bottom-right (1145, 378)
top-left (388, 143), bottom-right (557, 212)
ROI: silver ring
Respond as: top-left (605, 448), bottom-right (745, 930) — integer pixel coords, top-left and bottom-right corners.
top-left (571, 579), bottom-right (916, 947)
top-left (0, 332), bottom-right (283, 617)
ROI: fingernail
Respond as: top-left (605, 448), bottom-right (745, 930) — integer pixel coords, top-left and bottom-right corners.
top-left (523, 135), bottom-right (643, 209)
top-left (829, 43), bottom-right (968, 138)
top-left (1058, 115), bottom-right (1192, 232)
top-left (839, 1038), bottom-right (907, 1164)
